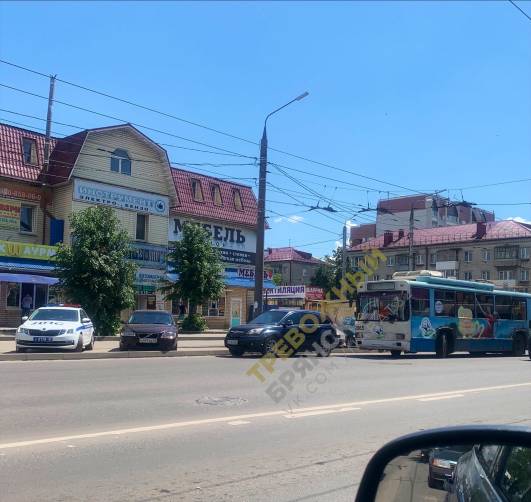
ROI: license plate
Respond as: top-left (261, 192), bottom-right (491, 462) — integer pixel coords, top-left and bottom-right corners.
top-left (226, 339), bottom-right (238, 345)
top-left (33, 336), bottom-right (53, 343)
top-left (138, 337), bottom-right (158, 344)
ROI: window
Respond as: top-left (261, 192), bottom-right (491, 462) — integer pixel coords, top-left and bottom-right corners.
top-left (475, 294), bottom-right (494, 319)
top-left (494, 295), bottom-right (512, 320)
top-left (434, 289), bottom-right (456, 317)
top-left (110, 149), bottom-right (131, 175)
top-left (520, 247), bottom-right (529, 259)
top-left (22, 138), bottom-right (37, 165)
top-left (191, 179), bottom-right (204, 202)
top-left (211, 184), bottom-right (222, 206)
top-left (498, 270), bottom-right (516, 281)
top-left (512, 298), bottom-right (526, 321)
top-left (442, 269), bottom-right (458, 279)
top-left (463, 271), bottom-right (473, 281)
top-left (201, 297), bottom-right (225, 317)
top-left (6, 282), bottom-right (21, 308)
top-left (371, 274), bottom-right (379, 281)
top-left (429, 253), bottom-right (436, 265)
top-left (415, 254), bottom-right (424, 265)
top-left (483, 249), bottom-right (491, 261)
top-left (136, 214), bottom-right (148, 241)
top-left (456, 291), bottom-right (475, 317)
top-left (233, 189), bottom-right (243, 211)
top-left (385, 274), bottom-right (392, 280)
top-left (20, 205), bottom-right (34, 233)
top-left (80, 310), bottom-right (89, 321)
top-left (481, 270), bottom-right (491, 281)
top-left (495, 246), bottom-right (518, 260)
top-left (386, 255), bottom-right (395, 267)
top-left (477, 445), bottom-right (501, 473)
top-left (520, 269), bottom-right (530, 281)
top-left (396, 255), bottom-right (409, 266)
top-left (499, 447), bottom-right (531, 502)
top-left (411, 287), bottom-right (430, 316)
top-left (464, 250), bottom-right (473, 263)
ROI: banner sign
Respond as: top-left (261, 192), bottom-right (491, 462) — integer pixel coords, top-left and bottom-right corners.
top-left (237, 267), bottom-right (272, 280)
top-left (170, 217), bottom-right (256, 265)
top-left (135, 268), bottom-right (165, 287)
top-left (73, 179), bottom-right (169, 216)
top-left (128, 242), bottom-right (167, 269)
top-left (264, 285), bottom-right (324, 300)
top-left (0, 198), bottom-right (21, 231)
top-left (305, 287), bottom-right (324, 300)
top-left (0, 240), bottom-right (57, 261)
top-left (0, 187), bottom-right (41, 202)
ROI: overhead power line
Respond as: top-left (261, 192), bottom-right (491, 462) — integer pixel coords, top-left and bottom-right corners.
top-left (508, 0), bottom-right (531, 22)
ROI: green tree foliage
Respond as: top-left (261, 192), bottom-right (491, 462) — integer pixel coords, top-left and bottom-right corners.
top-left (272, 273), bottom-right (283, 286)
top-left (54, 206), bottom-right (136, 336)
top-left (161, 222), bottom-right (225, 327)
top-left (310, 248), bottom-right (355, 300)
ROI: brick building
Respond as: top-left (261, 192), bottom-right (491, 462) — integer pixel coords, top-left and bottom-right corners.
top-left (264, 247), bottom-right (325, 286)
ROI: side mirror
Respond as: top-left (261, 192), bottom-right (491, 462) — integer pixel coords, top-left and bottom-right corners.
top-left (82, 318), bottom-right (91, 324)
top-left (21, 316), bottom-right (28, 322)
top-left (355, 426), bottom-right (531, 502)
top-left (284, 319), bottom-right (294, 326)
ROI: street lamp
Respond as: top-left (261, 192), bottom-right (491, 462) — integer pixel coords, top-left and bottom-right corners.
top-left (253, 92), bottom-right (309, 317)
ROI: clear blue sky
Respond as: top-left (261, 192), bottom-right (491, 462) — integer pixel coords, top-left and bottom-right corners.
top-left (1, 1), bottom-right (530, 257)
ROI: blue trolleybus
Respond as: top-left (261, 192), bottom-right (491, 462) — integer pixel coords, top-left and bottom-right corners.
top-left (355, 271), bottom-right (531, 357)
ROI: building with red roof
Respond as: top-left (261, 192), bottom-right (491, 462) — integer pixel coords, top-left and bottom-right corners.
top-left (264, 247), bottom-right (326, 286)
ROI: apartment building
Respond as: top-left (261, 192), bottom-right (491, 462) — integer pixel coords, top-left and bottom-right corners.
top-left (348, 221), bottom-right (531, 292)
top-left (264, 247), bottom-right (325, 286)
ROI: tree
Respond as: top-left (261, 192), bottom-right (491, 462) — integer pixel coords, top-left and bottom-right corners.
top-left (161, 222), bottom-right (225, 329)
top-left (272, 273), bottom-right (283, 286)
top-left (310, 264), bottom-right (334, 292)
top-left (54, 206), bottom-right (136, 336)
top-left (310, 248), bottom-right (356, 300)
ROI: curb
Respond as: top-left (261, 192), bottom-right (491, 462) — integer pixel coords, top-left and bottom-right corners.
top-left (0, 348), bottom-right (229, 361)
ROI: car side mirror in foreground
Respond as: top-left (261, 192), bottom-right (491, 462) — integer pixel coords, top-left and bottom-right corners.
top-left (355, 426), bottom-right (531, 502)
top-left (82, 318), bottom-right (91, 324)
top-left (21, 316), bottom-right (28, 322)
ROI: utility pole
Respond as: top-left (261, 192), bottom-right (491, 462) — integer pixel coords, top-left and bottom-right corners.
top-left (43, 75), bottom-right (56, 174)
top-left (408, 205), bottom-right (414, 271)
top-left (253, 92), bottom-right (309, 317)
top-left (341, 224), bottom-right (347, 279)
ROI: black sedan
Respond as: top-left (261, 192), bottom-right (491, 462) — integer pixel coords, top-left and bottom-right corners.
top-left (224, 308), bottom-right (338, 357)
top-left (119, 310), bottom-right (178, 351)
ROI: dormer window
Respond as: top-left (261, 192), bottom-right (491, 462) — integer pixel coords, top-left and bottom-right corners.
top-left (233, 189), bottom-right (243, 211)
top-left (22, 138), bottom-right (38, 165)
top-left (110, 149), bottom-right (131, 175)
top-left (211, 184), bottom-right (222, 206)
top-left (191, 179), bottom-right (204, 202)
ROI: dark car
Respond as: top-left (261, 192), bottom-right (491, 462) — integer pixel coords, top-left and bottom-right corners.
top-left (224, 309), bottom-right (338, 357)
top-left (119, 310), bottom-right (177, 351)
top-left (448, 444), bottom-right (531, 501)
top-left (427, 445), bottom-right (471, 489)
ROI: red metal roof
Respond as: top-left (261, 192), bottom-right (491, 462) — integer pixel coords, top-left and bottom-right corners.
top-left (349, 221), bottom-right (531, 251)
top-left (0, 123), bottom-right (56, 183)
top-left (264, 247), bottom-right (325, 265)
top-left (170, 168), bottom-right (258, 228)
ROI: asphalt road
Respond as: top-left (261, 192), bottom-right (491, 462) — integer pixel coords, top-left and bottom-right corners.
top-left (1, 353), bottom-right (530, 501)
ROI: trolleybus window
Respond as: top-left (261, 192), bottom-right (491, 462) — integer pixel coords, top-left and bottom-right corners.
top-left (411, 287), bottom-right (430, 316)
top-left (475, 293), bottom-right (494, 319)
top-left (495, 295), bottom-right (512, 320)
top-left (434, 290), bottom-right (456, 317)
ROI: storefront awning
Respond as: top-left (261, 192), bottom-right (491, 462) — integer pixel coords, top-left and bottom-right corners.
top-left (225, 277), bottom-right (275, 289)
top-left (0, 273), bottom-right (59, 285)
top-left (0, 259), bottom-right (55, 272)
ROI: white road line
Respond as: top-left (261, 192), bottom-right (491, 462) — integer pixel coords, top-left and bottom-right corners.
top-left (418, 394), bottom-right (464, 402)
top-left (228, 420), bottom-right (250, 426)
top-left (1, 381), bottom-right (529, 450)
top-left (284, 407), bottom-right (361, 419)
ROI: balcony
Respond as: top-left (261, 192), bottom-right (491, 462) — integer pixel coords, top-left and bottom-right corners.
top-left (435, 261), bottom-right (458, 271)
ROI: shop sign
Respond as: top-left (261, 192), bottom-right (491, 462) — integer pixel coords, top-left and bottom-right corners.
top-left (0, 198), bottom-right (21, 231)
top-left (305, 287), bottom-right (324, 300)
top-left (134, 268), bottom-right (166, 287)
top-left (0, 240), bottom-right (57, 261)
top-left (169, 217), bottom-right (256, 265)
top-left (237, 267), bottom-right (272, 280)
top-left (265, 285), bottom-right (306, 299)
top-left (74, 179), bottom-right (169, 216)
top-left (0, 186), bottom-right (41, 202)
top-left (128, 242), bottom-right (167, 269)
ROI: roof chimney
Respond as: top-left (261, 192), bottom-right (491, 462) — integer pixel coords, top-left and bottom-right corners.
top-left (398, 229), bottom-right (405, 239)
top-left (475, 222), bottom-right (487, 239)
top-left (383, 231), bottom-right (393, 247)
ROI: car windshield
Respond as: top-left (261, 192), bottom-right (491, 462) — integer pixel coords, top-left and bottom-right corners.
top-left (357, 291), bottom-right (409, 322)
top-left (251, 310), bottom-right (290, 324)
top-left (128, 312), bottom-right (173, 325)
top-left (28, 309), bottom-right (79, 322)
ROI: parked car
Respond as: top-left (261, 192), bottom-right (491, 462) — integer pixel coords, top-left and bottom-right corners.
top-left (427, 445), bottom-right (471, 489)
top-left (224, 308), bottom-right (338, 357)
top-left (448, 444), bottom-right (531, 501)
top-left (15, 306), bottom-right (94, 352)
top-left (119, 310), bottom-right (177, 351)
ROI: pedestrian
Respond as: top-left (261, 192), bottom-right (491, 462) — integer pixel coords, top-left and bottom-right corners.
top-left (178, 302), bottom-right (186, 319)
top-left (21, 293), bottom-right (33, 318)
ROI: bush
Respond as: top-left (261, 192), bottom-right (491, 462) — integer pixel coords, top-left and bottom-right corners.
top-left (181, 313), bottom-right (207, 332)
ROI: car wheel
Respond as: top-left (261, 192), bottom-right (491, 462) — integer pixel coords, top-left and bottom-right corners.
top-left (435, 333), bottom-right (449, 358)
top-left (261, 337), bottom-right (278, 356)
top-left (85, 335), bottom-right (94, 351)
top-left (427, 474), bottom-right (437, 489)
top-left (511, 334), bottom-right (526, 357)
top-left (346, 334), bottom-right (356, 348)
top-left (15, 346), bottom-right (26, 353)
top-left (119, 341), bottom-right (127, 351)
top-left (390, 350), bottom-right (401, 358)
top-left (75, 336), bottom-right (84, 352)
top-left (229, 347), bottom-right (245, 357)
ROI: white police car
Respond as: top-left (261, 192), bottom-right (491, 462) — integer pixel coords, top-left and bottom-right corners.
top-left (15, 306), bottom-right (94, 353)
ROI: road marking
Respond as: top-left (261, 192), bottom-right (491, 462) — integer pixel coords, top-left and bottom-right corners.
top-left (1, 381), bottom-right (530, 450)
top-left (284, 407), bottom-right (361, 419)
top-left (418, 394), bottom-right (464, 402)
top-left (228, 420), bottom-right (250, 426)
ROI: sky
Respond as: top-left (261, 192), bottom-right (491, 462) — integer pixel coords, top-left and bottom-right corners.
top-left (1, 1), bottom-right (530, 258)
